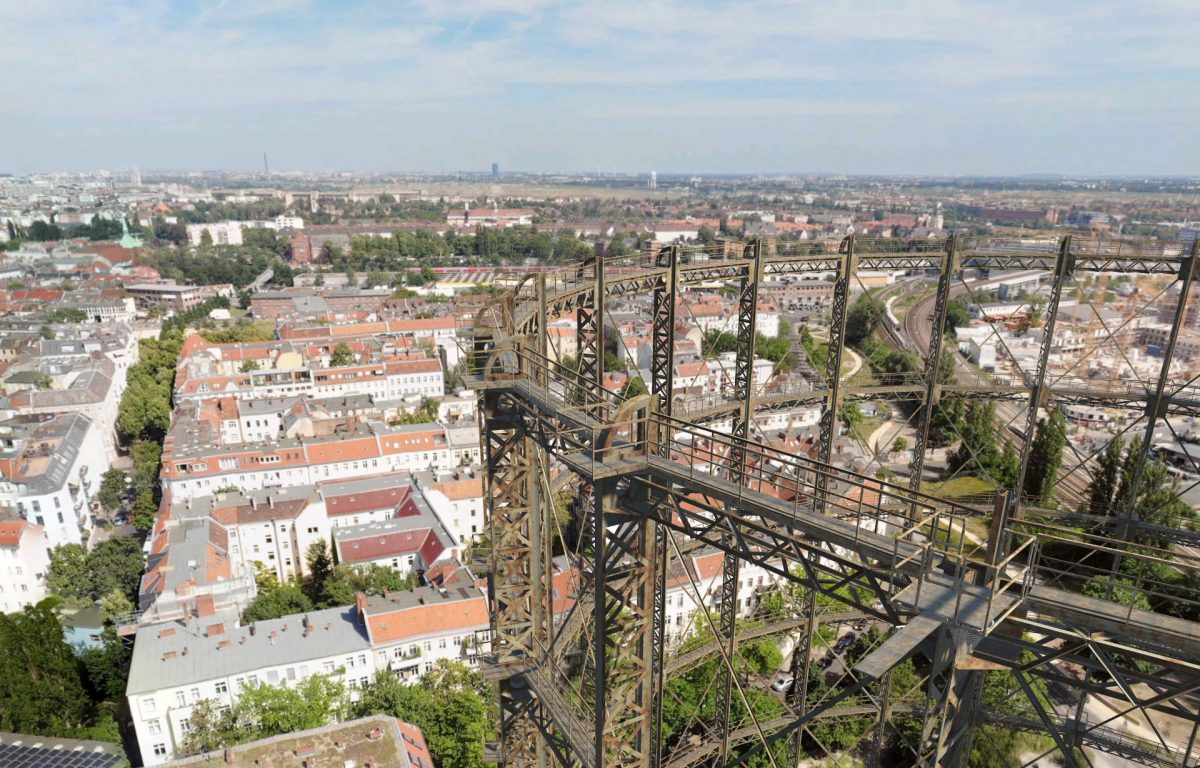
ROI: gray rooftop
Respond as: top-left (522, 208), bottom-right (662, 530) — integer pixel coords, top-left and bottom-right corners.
top-left (126, 605), bottom-right (369, 695)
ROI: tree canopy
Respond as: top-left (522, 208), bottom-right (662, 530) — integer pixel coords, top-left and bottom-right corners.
top-left (353, 660), bottom-right (488, 768)
top-left (46, 536), bottom-right (144, 608)
top-left (0, 601), bottom-right (93, 737)
top-left (181, 675), bottom-right (347, 756)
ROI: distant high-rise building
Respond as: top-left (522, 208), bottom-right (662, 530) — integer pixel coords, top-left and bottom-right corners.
top-left (492, 163), bottom-right (500, 178)
top-left (130, 167), bottom-right (141, 187)
top-left (649, 171), bottom-right (657, 189)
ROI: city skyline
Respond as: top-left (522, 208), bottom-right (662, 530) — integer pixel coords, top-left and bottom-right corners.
top-left (2, 1), bottom-right (1198, 175)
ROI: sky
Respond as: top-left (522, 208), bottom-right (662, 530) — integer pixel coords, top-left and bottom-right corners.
top-left (1, 0), bottom-right (1198, 176)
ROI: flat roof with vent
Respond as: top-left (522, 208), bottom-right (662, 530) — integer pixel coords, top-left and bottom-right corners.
top-left (162, 714), bottom-right (427, 768)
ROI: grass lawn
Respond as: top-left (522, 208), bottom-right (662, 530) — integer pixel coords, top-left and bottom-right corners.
top-left (845, 364), bottom-right (878, 389)
top-left (851, 415), bottom-right (885, 450)
top-left (923, 476), bottom-right (996, 498)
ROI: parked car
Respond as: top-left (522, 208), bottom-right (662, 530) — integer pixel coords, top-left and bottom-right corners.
top-left (771, 675), bottom-right (794, 692)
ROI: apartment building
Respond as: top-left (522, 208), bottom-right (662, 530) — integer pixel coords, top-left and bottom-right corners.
top-left (0, 519), bottom-right (51, 614)
top-left (126, 583), bottom-right (488, 766)
top-left (173, 338), bottom-right (444, 405)
top-left (0, 412), bottom-right (106, 547)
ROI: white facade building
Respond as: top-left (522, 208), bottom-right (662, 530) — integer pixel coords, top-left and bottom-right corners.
top-left (0, 413), bottom-right (106, 548)
top-left (126, 584), bottom-right (488, 766)
top-left (0, 519), bottom-right (51, 614)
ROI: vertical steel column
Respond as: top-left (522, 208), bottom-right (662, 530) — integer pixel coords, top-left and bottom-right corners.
top-left (816, 236), bottom-right (856, 510)
top-left (918, 627), bottom-right (984, 768)
top-left (908, 235), bottom-right (959, 494)
top-left (536, 275), bottom-right (549, 388)
top-left (1115, 239), bottom-right (1198, 540)
top-left (648, 245), bottom-right (677, 767)
top-left (577, 254), bottom-right (607, 416)
top-left (592, 478), bottom-right (612, 768)
top-left (484, 380), bottom-right (545, 767)
top-left (870, 670), bottom-right (893, 767)
top-left (786, 575), bottom-right (819, 766)
top-left (651, 246), bottom-right (679, 432)
top-left (715, 241), bottom-right (763, 763)
top-left (1004, 236), bottom-right (1073, 552)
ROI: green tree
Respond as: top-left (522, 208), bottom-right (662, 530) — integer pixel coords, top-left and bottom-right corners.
top-left (79, 625), bottom-right (132, 703)
top-left (97, 468), bottom-right (127, 512)
top-left (132, 489), bottom-right (158, 531)
top-left (87, 537), bottom-right (145, 603)
top-left (181, 675), bottom-right (346, 756)
top-left (1082, 575), bottom-right (1152, 611)
top-left (320, 564), bottom-right (415, 607)
top-left (304, 539), bottom-right (336, 605)
top-left (1022, 410), bottom-right (1067, 503)
top-left (47, 537), bottom-right (145, 605)
top-left (845, 293), bottom-right (886, 349)
top-left (242, 584), bottom-right (315, 623)
top-left (46, 544), bottom-right (90, 603)
top-left (354, 661), bottom-right (487, 768)
top-left (130, 439), bottom-right (163, 492)
top-left (1113, 435), bottom-right (1143, 516)
top-left (840, 402), bottom-right (864, 432)
top-left (0, 601), bottom-right (92, 735)
top-left (945, 401), bottom-right (1017, 486)
top-left (27, 220), bottom-right (63, 241)
top-left (944, 298), bottom-right (970, 336)
top-left (329, 342), bottom-right (355, 367)
top-left (620, 375), bottom-right (648, 400)
top-left (702, 329), bottom-right (738, 357)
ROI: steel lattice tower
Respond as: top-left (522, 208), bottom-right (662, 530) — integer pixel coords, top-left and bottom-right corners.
top-left (471, 235), bottom-right (1200, 768)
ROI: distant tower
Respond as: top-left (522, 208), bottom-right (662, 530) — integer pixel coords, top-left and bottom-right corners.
top-left (492, 163), bottom-right (500, 179)
top-left (130, 167), bottom-right (141, 187)
top-left (649, 171), bottom-right (657, 189)
top-left (933, 202), bottom-right (944, 231)
top-left (263, 152), bottom-right (270, 177)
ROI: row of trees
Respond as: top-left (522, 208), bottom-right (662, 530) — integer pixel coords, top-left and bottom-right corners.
top-left (7, 216), bottom-right (148, 244)
top-left (115, 296), bottom-right (234, 528)
top-left (180, 660), bottom-right (488, 767)
top-left (139, 245), bottom-right (295, 288)
top-left (329, 226), bottom-right (596, 271)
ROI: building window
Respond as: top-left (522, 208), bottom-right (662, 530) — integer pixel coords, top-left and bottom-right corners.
top-left (153, 744), bottom-right (167, 757)
top-left (176, 691), bottom-right (187, 707)
top-left (214, 681), bottom-right (227, 695)
top-left (147, 719), bottom-right (162, 735)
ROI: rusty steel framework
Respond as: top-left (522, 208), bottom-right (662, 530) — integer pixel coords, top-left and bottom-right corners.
top-left (471, 235), bottom-right (1200, 768)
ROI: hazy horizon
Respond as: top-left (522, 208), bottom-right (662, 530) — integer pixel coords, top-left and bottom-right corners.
top-left (3, 1), bottom-right (1198, 177)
